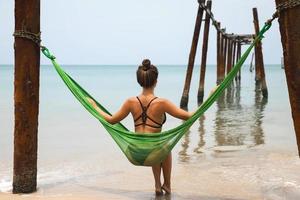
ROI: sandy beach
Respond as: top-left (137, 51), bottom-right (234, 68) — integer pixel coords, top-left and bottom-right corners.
top-left (1, 147), bottom-right (300, 200)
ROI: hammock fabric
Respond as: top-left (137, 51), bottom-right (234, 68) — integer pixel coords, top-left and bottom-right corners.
top-left (41, 23), bottom-right (271, 166)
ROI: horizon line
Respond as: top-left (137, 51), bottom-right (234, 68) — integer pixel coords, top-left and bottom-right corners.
top-left (0, 63), bottom-right (282, 66)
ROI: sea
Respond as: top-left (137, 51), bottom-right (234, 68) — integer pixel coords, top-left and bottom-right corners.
top-left (0, 64), bottom-right (299, 200)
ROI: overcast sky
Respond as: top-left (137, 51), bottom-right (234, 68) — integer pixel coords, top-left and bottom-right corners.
top-left (0, 0), bottom-right (282, 65)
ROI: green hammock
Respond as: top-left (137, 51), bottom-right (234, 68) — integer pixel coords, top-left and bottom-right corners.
top-left (41, 23), bottom-right (271, 166)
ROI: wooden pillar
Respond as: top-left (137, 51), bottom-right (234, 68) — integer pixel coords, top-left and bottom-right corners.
top-left (232, 41), bottom-right (237, 83)
top-left (253, 7), bottom-right (268, 98)
top-left (275, 0), bottom-right (300, 156)
top-left (232, 40), bottom-right (237, 81)
top-left (226, 39), bottom-right (233, 74)
top-left (180, 0), bottom-right (206, 109)
top-left (219, 30), bottom-right (225, 83)
top-left (253, 8), bottom-right (268, 97)
top-left (253, 9), bottom-right (261, 83)
top-left (198, 0), bottom-right (212, 105)
top-left (221, 37), bottom-right (228, 80)
top-left (13, 0), bottom-right (40, 193)
top-left (232, 41), bottom-right (237, 69)
top-left (236, 42), bottom-right (242, 82)
top-left (216, 23), bottom-right (222, 84)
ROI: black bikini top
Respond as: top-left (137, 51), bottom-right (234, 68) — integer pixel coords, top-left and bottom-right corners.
top-left (134, 96), bottom-right (166, 129)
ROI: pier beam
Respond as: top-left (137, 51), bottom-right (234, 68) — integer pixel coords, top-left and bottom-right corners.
top-left (180, 0), bottom-right (206, 109)
top-left (216, 23), bottom-right (222, 84)
top-left (198, 0), bottom-right (212, 105)
top-left (275, 0), bottom-right (300, 156)
top-left (232, 41), bottom-right (237, 70)
top-left (13, 0), bottom-right (40, 193)
top-left (232, 41), bottom-right (237, 83)
top-left (219, 31), bottom-right (226, 83)
top-left (236, 42), bottom-right (242, 82)
top-left (226, 39), bottom-right (233, 74)
top-left (253, 7), bottom-right (268, 98)
top-left (221, 37), bottom-right (228, 80)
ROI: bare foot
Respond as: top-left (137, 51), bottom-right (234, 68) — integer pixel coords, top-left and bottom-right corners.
top-left (155, 188), bottom-right (163, 196)
top-left (161, 184), bottom-right (171, 194)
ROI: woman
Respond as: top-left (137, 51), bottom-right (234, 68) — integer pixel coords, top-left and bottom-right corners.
top-left (89, 59), bottom-right (193, 195)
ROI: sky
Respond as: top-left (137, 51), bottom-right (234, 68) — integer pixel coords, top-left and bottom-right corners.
top-left (0, 0), bottom-right (282, 65)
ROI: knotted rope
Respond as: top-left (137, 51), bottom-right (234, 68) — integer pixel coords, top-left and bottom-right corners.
top-left (13, 29), bottom-right (41, 46)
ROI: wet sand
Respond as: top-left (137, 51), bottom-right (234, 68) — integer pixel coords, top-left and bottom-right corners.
top-left (1, 146), bottom-right (300, 200)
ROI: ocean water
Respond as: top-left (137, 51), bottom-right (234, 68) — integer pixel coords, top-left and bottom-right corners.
top-left (0, 64), bottom-right (299, 199)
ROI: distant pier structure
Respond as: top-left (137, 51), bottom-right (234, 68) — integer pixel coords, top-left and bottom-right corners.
top-left (180, 0), bottom-right (267, 109)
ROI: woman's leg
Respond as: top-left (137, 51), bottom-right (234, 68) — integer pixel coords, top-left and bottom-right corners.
top-left (152, 164), bottom-right (162, 193)
top-left (162, 153), bottom-right (172, 193)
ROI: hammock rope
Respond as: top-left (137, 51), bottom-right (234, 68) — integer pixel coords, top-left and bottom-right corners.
top-left (41, 22), bottom-right (272, 166)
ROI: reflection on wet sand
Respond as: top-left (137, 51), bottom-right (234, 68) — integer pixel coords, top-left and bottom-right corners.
top-left (178, 128), bottom-right (191, 163)
top-left (178, 81), bottom-right (268, 160)
top-left (214, 83), bottom-right (247, 147)
top-left (250, 84), bottom-right (267, 145)
top-left (214, 82), bottom-right (267, 149)
top-left (178, 115), bottom-right (206, 162)
top-left (194, 115), bottom-right (206, 154)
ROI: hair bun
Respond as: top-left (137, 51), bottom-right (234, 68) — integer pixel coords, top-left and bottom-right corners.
top-left (142, 59), bottom-right (151, 71)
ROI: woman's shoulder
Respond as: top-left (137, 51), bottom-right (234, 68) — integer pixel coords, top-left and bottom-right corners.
top-left (126, 96), bottom-right (138, 104)
top-left (125, 96), bottom-right (170, 105)
top-left (156, 97), bottom-right (168, 103)
top-left (157, 96), bottom-right (173, 103)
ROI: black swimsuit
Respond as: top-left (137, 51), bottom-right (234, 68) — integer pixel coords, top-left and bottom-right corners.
top-left (134, 96), bottom-right (166, 129)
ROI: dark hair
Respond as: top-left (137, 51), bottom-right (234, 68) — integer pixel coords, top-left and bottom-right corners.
top-left (136, 59), bottom-right (158, 88)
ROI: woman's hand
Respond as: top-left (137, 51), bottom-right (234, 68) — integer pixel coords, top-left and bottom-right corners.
top-left (209, 85), bottom-right (219, 96)
top-left (87, 97), bottom-right (97, 107)
top-left (86, 97), bottom-right (131, 125)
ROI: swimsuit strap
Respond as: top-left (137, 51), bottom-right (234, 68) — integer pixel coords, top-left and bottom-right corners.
top-left (134, 96), bottom-right (158, 123)
top-left (137, 96), bottom-right (158, 111)
top-left (134, 96), bottom-right (165, 128)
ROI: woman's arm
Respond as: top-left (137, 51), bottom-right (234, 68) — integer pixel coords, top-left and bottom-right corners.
top-left (162, 85), bottom-right (218, 121)
top-left (163, 99), bottom-right (194, 121)
top-left (87, 98), bottom-right (131, 124)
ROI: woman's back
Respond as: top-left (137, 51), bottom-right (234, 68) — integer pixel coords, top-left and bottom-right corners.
top-left (129, 95), bottom-right (166, 133)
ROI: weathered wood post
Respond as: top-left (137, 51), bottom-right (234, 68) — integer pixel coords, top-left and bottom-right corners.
top-left (216, 22), bottom-right (222, 84)
top-left (253, 7), bottom-right (268, 98)
top-left (232, 40), bottom-right (238, 83)
top-left (275, 0), bottom-right (300, 156)
top-left (226, 38), bottom-right (234, 104)
top-left (236, 41), bottom-right (242, 81)
top-left (232, 38), bottom-right (238, 82)
top-left (219, 30), bottom-right (226, 82)
top-left (13, 0), bottom-right (40, 193)
top-left (226, 38), bottom-right (233, 74)
top-left (222, 36), bottom-right (228, 79)
top-left (198, 0), bottom-right (212, 105)
top-left (232, 41), bottom-right (237, 70)
top-left (180, 0), bottom-right (206, 109)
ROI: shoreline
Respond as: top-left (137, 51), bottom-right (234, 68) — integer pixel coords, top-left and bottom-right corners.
top-left (1, 147), bottom-right (300, 200)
